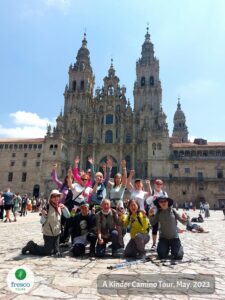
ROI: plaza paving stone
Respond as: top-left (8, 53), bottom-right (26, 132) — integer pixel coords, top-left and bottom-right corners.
top-left (0, 210), bottom-right (225, 299)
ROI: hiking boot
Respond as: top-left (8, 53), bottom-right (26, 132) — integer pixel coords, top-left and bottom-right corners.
top-left (137, 251), bottom-right (146, 259)
top-left (54, 252), bottom-right (63, 258)
top-left (22, 241), bottom-right (35, 255)
top-left (150, 244), bottom-right (157, 251)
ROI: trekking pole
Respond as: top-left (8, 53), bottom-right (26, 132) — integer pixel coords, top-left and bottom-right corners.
top-left (70, 257), bottom-right (96, 276)
top-left (107, 255), bottom-right (159, 270)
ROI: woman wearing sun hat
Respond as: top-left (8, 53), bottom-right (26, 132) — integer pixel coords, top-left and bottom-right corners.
top-left (22, 189), bottom-right (70, 256)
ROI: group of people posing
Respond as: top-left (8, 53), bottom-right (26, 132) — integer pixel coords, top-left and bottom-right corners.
top-left (22, 156), bottom-right (189, 260)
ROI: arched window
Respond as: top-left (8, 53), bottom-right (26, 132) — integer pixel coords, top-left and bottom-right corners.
top-left (72, 81), bottom-right (76, 91)
top-left (152, 143), bottom-right (156, 150)
top-left (157, 143), bottom-right (161, 150)
top-left (87, 135), bottom-right (93, 144)
top-left (150, 76), bottom-right (154, 86)
top-left (106, 114), bottom-right (113, 124)
top-left (141, 77), bottom-right (145, 86)
top-left (80, 80), bottom-right (84, 90)
top-left (105, 130), bottom-right (113, 143)
top-left (108, 85), bottom-right (114, 95)
top-left (125, 133), bottom-right (132, 144)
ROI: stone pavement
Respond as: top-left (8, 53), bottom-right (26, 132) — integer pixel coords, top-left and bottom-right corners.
top-left (0, 210), bottom-right (225, 300)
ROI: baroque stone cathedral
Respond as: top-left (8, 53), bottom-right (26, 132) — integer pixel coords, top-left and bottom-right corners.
top-left (48, 28), bottom-right (183, 178)
top-left (0, 29), bottom-right (225, 208)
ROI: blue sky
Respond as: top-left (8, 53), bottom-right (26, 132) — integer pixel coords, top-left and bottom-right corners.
top-left (0, 0), bottom-right (225, 141)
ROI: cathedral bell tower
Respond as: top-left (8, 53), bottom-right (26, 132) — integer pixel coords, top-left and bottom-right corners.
top-left (172, 98), bottom-right (189, 143)
top-left (64, 33), bottom-right (95, 117)
top-left (134, 28), bottom-right (170, 178)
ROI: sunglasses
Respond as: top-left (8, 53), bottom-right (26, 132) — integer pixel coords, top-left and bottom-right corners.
top-left (159, 200), bottom-right (168, 203)
top-left (81, 178), bottom-right (88, 181)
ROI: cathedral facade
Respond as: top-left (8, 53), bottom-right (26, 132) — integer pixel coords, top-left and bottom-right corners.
top-left (0, 29), bottom-right (225, 208)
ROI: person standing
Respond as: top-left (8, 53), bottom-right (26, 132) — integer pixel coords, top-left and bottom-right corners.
top-left (20, 194), bottom-right (28, 216)
top-left (3, 188), bottom-right (14, 222)
top-left (12, 192), bottom-right (22, 222)
top-left (0, 192), bottom-right (4, 221)
top-left (90, 157), bottom-right (112, 212)
top-left (107, 159), bottom-right (127, 209)
top-left (127, 170), bottom-right (151, 211)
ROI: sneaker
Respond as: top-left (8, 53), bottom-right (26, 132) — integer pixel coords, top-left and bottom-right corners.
top-left (150, 244), bottom-right (157, 251)
top-left (22, 241), bottom-right (34, 255)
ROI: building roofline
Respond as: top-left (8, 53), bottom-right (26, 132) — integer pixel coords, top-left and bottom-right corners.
top-left (0, 138), bottom-right (45, 143)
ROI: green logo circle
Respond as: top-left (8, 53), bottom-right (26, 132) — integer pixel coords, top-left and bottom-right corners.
top-left (15, 268), bottom-right (26, 280)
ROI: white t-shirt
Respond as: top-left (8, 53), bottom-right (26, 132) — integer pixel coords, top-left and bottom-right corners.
top-left (129, 189), bottom-right (148, 210)
top-left (146, 190), bottom-right (168, 213)
top-left (71, 183), bottom-right (92, 207)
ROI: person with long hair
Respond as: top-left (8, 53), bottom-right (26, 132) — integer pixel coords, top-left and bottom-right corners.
top-left (51, 164), bottom-right (74, 205)
top-left (121, 199), bottom-right (150, 258)
top-left (107, 159), bottom-right (127, 209)
top-left (22, 190), bottom-right (70, 256)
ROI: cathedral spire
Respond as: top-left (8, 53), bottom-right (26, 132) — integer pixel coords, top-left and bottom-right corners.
top-left (75, 32), bottom-right (92, 72)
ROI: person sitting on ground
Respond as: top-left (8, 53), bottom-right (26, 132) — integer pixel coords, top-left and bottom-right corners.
top-left (149, 196), bottom-right (187, 260)
top-left (120, 199), bottom-right (150, 258)
top-left (70, 202), bottom-right (97, 257)
top-left (191, 213), bottom-right (204, 223)
top-left (186, 216), bottom-right (209, 233)
top-left (95, 199), bottom-right (122, 257)
top-left (22, 189), bottom-right (70, 257)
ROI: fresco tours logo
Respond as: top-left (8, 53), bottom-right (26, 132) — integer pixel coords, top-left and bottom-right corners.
top-left (7, 266), bottom-right (34, 294)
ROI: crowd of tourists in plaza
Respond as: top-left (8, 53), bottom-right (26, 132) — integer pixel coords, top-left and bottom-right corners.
top-left (0, 156), bottom-right (219, 260)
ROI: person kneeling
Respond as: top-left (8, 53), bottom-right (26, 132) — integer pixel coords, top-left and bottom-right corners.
top-left (149, 196), bottom-right (187, 260)
top-left (121, 199), bottom-right (150, 258)
top-left (70, 202), bottom-right (97, 257)
top-left (22, 190), bottom-right (70, 256)
top-left (95, 199), bottom-right (122, 257)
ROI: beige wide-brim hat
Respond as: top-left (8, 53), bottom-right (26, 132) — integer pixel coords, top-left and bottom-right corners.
top-left (48, 189), bottom-right (62, 201)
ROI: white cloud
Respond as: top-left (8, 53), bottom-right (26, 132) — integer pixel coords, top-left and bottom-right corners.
top-left (10, 111), bottom-right (51, 127)
top-left (0, 111), bottom-right (55, 138)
